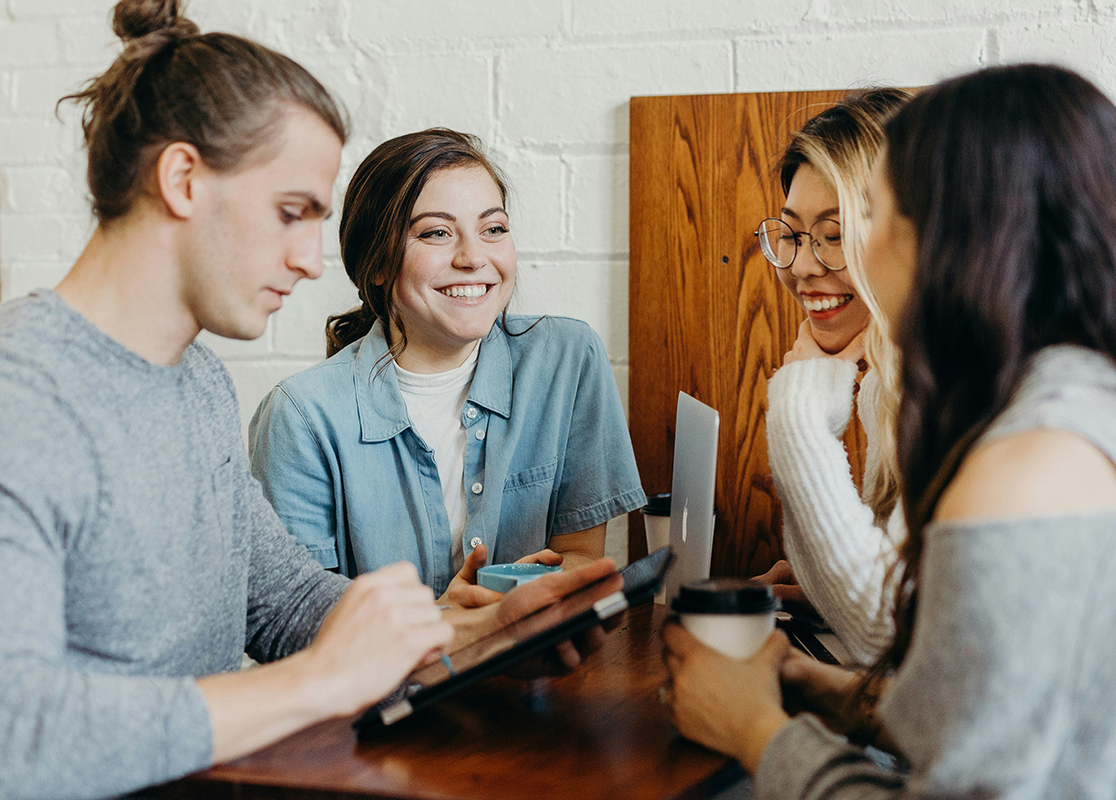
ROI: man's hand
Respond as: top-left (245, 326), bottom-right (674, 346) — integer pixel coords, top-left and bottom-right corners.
top-left (438, 544), bottom-right (565, 608)
top-left (199, 561), bottom-right (453, 764)
top-left (299, 561), bottom-right (454, 718)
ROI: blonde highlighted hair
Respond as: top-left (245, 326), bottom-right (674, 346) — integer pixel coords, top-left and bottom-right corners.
top-left (778, 89), bottom-right (912, 524)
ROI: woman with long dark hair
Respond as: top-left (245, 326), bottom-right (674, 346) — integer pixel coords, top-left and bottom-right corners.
top-left (664, 63), bottom-right (1116, 797)
top-left (250, 129), bottom-right (644, 605)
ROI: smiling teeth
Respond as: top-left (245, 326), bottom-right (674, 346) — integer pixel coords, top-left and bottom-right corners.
top-left (441, 285), bottom-right (487, 299)
top-left (803, 294), bottom-right (853, 312)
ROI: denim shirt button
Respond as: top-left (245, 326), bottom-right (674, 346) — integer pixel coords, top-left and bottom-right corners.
top-left (469, 536), bottom-right (482, 549)
top-left (471, 482), bottom-right (483, 494)
top-left (475, 429), bottom-right (486, 441)
top-left (465, 406), bottom-right (478, 420)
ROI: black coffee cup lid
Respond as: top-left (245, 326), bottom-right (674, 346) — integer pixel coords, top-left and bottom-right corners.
top-left (671, 578), bottom-right (779, 615)
top-left (641, 492), bottom-right (671, 516)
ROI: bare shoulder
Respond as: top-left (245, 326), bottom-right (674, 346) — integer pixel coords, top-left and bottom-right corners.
top-left (935, 428), bottom-right (1116, 523)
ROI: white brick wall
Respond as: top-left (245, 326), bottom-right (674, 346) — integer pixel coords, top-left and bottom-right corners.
top-left (0, 0), bottom-right (1107, 563)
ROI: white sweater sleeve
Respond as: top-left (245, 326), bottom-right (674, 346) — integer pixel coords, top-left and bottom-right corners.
top-left (765, 358), bottom-right (902, 664)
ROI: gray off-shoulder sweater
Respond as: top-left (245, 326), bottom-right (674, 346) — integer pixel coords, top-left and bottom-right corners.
top-left (756, 344), bottom-right (1116, 799)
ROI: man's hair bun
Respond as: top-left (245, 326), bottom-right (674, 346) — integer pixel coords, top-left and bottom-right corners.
top-left (112, 0), bottom-right (199, 42)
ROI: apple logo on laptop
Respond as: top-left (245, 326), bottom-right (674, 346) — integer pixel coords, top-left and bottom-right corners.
top-left (681, 500), bottom-right (689, 543)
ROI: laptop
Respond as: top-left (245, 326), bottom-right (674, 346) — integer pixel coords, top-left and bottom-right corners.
top-left (662, 392), bottom-right (720, 605)
top-left (660, 392), bottom-right (843, 664)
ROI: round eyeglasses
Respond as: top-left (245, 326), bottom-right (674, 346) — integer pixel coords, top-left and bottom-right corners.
top-left (754, 218), bottom-right (846, 271)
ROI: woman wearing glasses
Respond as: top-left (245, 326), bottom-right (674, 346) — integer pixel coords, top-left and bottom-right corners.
top-left (756, 89), bottom-right (910, 664)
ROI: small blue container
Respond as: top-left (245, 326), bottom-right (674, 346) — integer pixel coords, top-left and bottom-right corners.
top-left (476, 563), bottom-right (562, 593)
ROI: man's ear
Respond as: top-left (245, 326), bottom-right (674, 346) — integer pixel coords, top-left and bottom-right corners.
top-left (156, 142), bottom-right (204, 220)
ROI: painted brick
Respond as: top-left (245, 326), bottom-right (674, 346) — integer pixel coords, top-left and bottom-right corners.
top-left (0, 116), bottom-right (78, 165)
top-left (1, 261), bottom-right (69, 300)
top-left (0, 21), bottom-right (59, 67)
top-left (9, 0), bottom-right (103, 17)
top-left (511, 260), bottom-right (628, 359)
top-left (799, 0), bottom-right (1078, 24)
top-left (566, 153), bottom-right (628, 254)
top-left (499, 42), bottom-right (732, 145)
top-left (3, 164), bottom-right (85, 214)
top-left (571, 0), bottom-right (813, 36)
top-left (734, 26), bottom-right (987, 90)
top-left (4, 212), bottom-right (93, 264)
top-left (605, 515), bottom-right (629, 567)
top-left (382, 53), bottom-right (493, 141)
top-left (612, 364), bottom-right (630, 419)
top-left (997, 21), bottom-right (1116, 91)
top-left (347, 1), bottom-right (564, 44)
top-left (314, 49), bottom-right (389, 151)
top-left (498, 150), bottom-right (563, 253)
top-left (187, 0), bottom-right (261, 34)
top-left (271, 267), bottom-right (361, 358)
top-left (10, 66), bottom-right (89, 116)
top-left (227, 359), bottom-right (321, 442)
top-left (58, 16), bottom-right (118, 65)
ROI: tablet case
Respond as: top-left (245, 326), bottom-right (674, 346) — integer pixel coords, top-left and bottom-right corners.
top-left (354, 547), bottom-right (674, 737)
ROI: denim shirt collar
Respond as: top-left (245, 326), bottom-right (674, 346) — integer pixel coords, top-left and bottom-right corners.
top-left (354, 321), bottom-right (513, 443)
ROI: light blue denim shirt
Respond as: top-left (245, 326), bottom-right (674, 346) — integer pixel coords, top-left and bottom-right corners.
top-left (249, 315), bottom-right (645, 594)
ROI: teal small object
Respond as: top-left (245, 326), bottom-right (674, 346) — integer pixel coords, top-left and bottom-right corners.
top-left (476, 563), bottom-right (562, 593)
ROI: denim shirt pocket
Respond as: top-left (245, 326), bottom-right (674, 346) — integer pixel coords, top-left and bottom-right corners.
top-left (504, 458), bottom-right (558, 492)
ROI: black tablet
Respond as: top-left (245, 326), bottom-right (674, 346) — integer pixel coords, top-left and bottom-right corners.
top-left (354, 546), bottom-right (674, 738)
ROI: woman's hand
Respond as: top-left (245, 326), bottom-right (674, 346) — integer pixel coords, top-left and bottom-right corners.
top-left (443, 557), bottom-right (621, 673)
top-left (751, 559), bottom-right (809, 606)
top-left (662, 624), bottom-right (792, 773)
top-left (780, 649), bottom-right (890, 748)
top-left (439, 544), bottom-right (565, 608)
top-left (783, 320), bottom-right (867, 366)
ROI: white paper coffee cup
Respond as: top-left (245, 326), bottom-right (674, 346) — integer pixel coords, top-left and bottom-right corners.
top-left (641, 493), bottom-right (671, 553)
top-left (672, 579), bottom-right (778, 659)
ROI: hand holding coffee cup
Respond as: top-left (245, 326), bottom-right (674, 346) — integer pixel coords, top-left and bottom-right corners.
top-left (670, 578), bottom-right (779, 659)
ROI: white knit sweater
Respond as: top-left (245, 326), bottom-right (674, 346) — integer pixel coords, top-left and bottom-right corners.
top-left (765, 357), bottom-right (905, 664)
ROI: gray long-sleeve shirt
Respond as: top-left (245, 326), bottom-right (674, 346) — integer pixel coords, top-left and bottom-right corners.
top-left (0, 291), bottom-right (349, 800)
top-left (756, 344), bottom-right (1116, 798)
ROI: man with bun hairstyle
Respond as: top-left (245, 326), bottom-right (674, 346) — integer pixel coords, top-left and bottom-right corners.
top-left (0, 3), bottom-right (616, 798)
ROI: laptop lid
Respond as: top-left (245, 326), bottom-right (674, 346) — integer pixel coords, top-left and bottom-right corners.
top-left (662, 392), bottom-right (719, 604)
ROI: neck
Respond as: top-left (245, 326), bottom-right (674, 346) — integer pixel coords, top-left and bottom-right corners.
top-left (55, 213), bottom-right (200, 366)
top-left (393, 331), bottom-right (480, 374)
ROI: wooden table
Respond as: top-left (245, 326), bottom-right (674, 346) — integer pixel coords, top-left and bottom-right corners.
top-left (155, 603), bottom-right (744, 800)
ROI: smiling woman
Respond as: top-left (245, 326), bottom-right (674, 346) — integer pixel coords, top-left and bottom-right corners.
top-left (249, 129), bottom-right (645, 605)
top-left (756, 89), bottom-right (911, 665)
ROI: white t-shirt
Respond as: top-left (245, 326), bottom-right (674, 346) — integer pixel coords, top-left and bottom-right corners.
top-left (394, 345), bottom-right (480, 572)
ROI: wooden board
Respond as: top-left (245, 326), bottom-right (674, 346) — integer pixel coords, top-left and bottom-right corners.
top-left (628, 90), bottom-right (867, 578)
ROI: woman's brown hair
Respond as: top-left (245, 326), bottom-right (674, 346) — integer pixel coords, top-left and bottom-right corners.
top-left (62, 0), bottom-right (348, 222)
top-left (872, 65), bottom-right (1116, 685)
top-left (326, 128), bottom-right (510, 359)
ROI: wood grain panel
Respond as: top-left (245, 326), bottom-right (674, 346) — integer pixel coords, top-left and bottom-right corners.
top-left (629, 90), bottom-right (866, 579)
